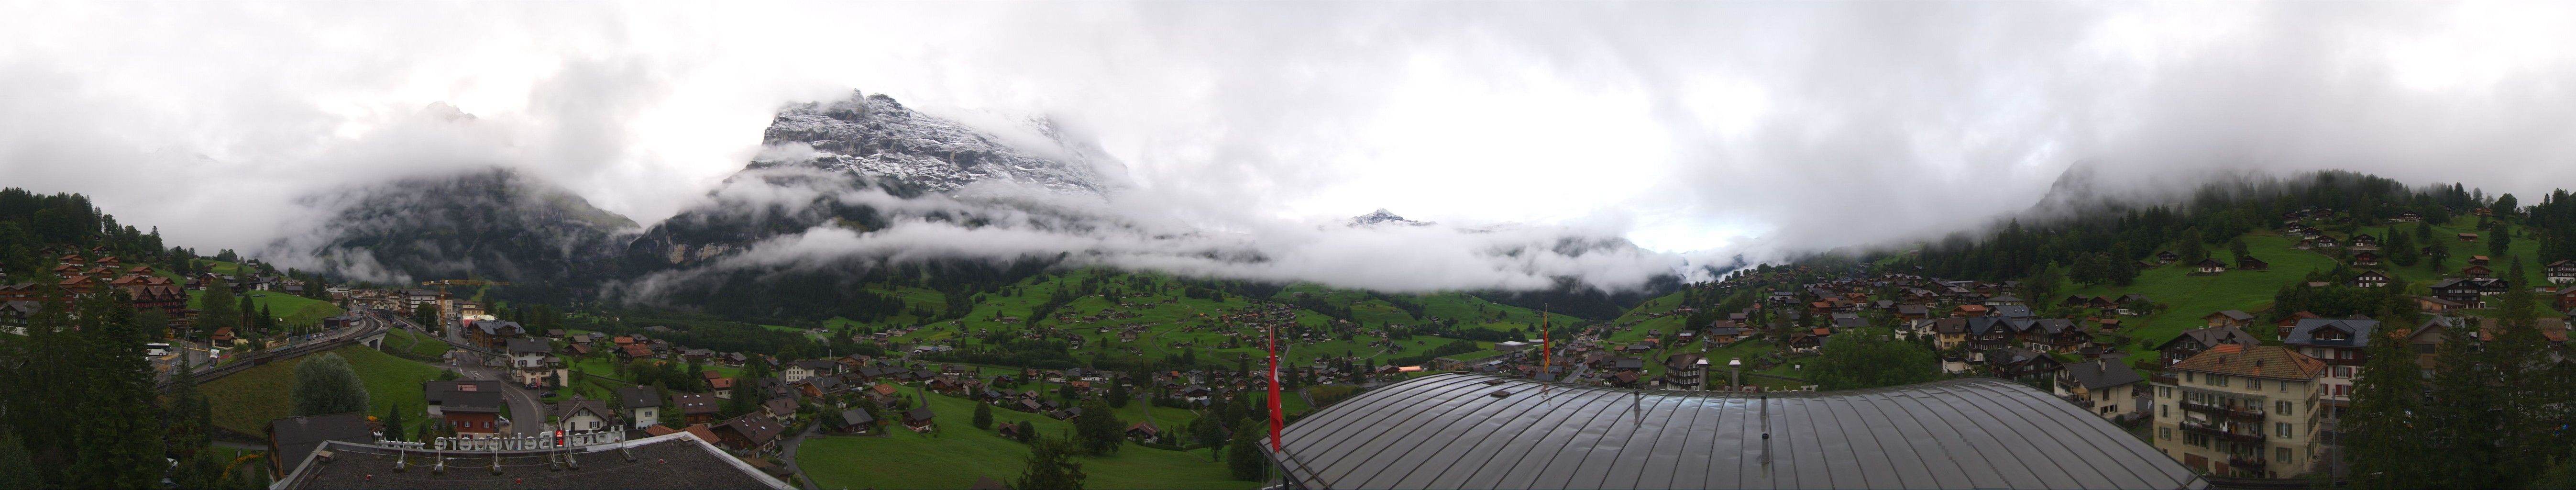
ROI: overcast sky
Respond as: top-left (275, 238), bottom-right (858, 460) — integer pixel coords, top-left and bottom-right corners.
top-left (6, 2), bottom-right (2576, 270)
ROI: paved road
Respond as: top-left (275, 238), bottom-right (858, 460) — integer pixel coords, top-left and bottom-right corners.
top-left (433, 350), bottom-right (550, 436)
top-left (776, 423), bottom-right (823, 489)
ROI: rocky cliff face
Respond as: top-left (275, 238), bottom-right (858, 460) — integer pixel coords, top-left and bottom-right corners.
top-left (756, 91), bottom-right (1112, 195)
top-left (627, 91), bottom-right (1122, 269)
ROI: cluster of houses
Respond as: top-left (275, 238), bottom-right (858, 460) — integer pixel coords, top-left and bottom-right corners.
top-left (0, 250), bottom-right (193, 326)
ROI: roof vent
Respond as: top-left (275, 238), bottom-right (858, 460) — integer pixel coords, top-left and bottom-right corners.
top-left (1488, 390), bottom-right (1513, 398)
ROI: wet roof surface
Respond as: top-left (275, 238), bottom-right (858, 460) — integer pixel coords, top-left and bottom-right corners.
top-left (1267, 373), bottom-right (2203, 490)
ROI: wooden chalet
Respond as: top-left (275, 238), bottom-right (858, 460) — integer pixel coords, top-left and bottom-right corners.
top-left (2235, 256), bottom-right (2269, 271)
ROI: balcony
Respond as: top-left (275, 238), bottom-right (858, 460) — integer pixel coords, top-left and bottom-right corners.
top-left (2180, 420), bottom-right (2268, 444)
top-left (2227, 456), bottom-right (2268, 471)
top-left (2180, 400), bottom-right (2267, 422)
top-left (2152, 372), bottom-right (2179, 385)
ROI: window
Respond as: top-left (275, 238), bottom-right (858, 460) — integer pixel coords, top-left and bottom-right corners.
top-left (589, 421), bottom-right (601, 429)
top-left (2160, 427), bottom-right (2173, 440)
top-left (2187, 372), bottom-right (2197, 383)
top-left (2249, 379), bottom-right (2263, 390)
top-left (2276, 423), bottom-right (2292, 438)
top-left (2277, 447), bottom-right (2291, 463)
top-left (2161, 405), bottom-right (2169, 418)
top-left (2211, 375), bottom-right (2230, 387)
top-left (2277, 401), bottom-right (2292, 416)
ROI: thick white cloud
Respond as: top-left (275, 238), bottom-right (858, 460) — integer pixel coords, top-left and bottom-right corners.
top-left (2, 2), bottom-right (2574, 275)
top-left (617, 175), bottom-right (1691, 299)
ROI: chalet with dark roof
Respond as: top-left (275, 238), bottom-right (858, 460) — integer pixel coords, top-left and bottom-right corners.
top-left (1982, 347), bottom-right (2062, 389)
top-left (2236, 256), bottom-right (2269, 271)
top-left (266, 412), bottom-right (377, 477)
top-left (2155, 326), bottom-right (2258, 366)
top-left (617, 385), bottom-right (663, 430)
top-left (713, 412), bottom-right (788, 454)
top-left (2285, 317), bottom-right (2378, 366)
top-left (2056, 357), bottom-right (2146, 420)
top-left (2202, 310), bottom-right (2255, 329)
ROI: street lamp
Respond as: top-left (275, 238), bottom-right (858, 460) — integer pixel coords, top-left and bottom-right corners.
top-left (1729, 358), bottom-right (1743, 392)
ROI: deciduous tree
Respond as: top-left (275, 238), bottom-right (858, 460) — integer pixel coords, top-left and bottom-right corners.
top-left (1806, 328), bottom-right (1939, 391)
top-left (1012, 435), bottom-right (1087, 490)
top-left (1073, 400), bottom-right (1123, 456)
top-left (1226, 419), bottom-right (1267, 481)
top-left (291, 353), bottom-right (370, 416)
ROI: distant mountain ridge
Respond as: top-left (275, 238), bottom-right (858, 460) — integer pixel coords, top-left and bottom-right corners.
top-left (1347, 209), bottom-right (1432, 227)
top-left (272, 168), bottom-right (638, 297)
top-left (279, 90), bottom-right (1686, 315)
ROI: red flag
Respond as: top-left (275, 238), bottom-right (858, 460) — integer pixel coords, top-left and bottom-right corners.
top-left (1267, 321), bottom-right (1283, 451)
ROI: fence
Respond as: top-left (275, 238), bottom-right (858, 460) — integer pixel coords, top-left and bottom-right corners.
top-left (157, 322), bottom-right (385, 392)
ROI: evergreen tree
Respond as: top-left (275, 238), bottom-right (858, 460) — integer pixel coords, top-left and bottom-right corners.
top-left (2421, 332), bottom-right (2503, 488)
top-left (1107, 379), bottom-right (1130, 409)
top-left (2177, 228), bottom-right (2208, 264)
top-left (1226, 419), bottom-right (1268, 481)
top-left (972, 401), bottom-right (995, 430)
top-left (382, 404), bottom-right (407, 443)
top-left (1012, 435), bottom-right (1087, 490)
top-left (291, 353), bottom-right (370, 416)
top-left (165, 356), bottom-right (212, 457)
top-left (172, 452), bottom-right (225, 490)
top-left (683, 359), bottom-right (706, 392)
top-left (2491, 224), bottom-right (2515, 257)
top-left (2385, 230), bottom-right (2419, 267)
top-left (2342, 331), bottom-right (2429, 489)
top-left (0, 432), bottom-right (40, 490)
top-left (67, 292), bottom-right (162, 489)
top-left (2488, 262), bottom-right (2564, 487)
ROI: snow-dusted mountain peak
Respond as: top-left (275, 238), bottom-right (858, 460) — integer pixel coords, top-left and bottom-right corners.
top-left (1348, 209), bottom-right (1433, 227)
top-left (753, 91), bottom-right (1112, 195)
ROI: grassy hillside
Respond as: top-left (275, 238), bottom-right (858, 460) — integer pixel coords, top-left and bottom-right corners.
top-left (796, 390), bottom-right (1255, 490)
top-left (2062, 215), bottom-right (2552, 357)
top-left (384, 327), bottom-right (454, 359)
top-left (189, 289), bottom-right (344, 327)
top-left (831, 269), bottom-right (1520, 369)
top-left (2069, 232), bottom-right (2337, 356)
top-left (201, 345), bottom-right (445, 436)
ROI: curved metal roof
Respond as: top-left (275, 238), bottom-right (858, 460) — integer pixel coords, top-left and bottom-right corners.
top-left (1266, 373), bottom-right (2203, 490)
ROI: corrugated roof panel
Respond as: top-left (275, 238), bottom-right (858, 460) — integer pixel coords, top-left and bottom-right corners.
top-left (1268, 373), bottom-right (2203, 490)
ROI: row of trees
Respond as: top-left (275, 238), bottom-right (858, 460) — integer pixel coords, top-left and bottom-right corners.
top-left (2343, 265), bottom-right (2575, 489)
top-left (1906, 171), bottom-right (2491, 286)
top-left (0, 288), bottom-right (181, 487)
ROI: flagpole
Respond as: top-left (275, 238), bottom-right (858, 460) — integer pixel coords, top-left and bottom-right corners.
top-left (1541, 304), bottom-right (1550, 381)
top-left (1267, 314), bottom-right (1283, 452)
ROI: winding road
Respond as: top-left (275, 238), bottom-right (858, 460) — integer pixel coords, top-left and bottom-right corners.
top-left (393, 314), bottom-right (549, 436)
